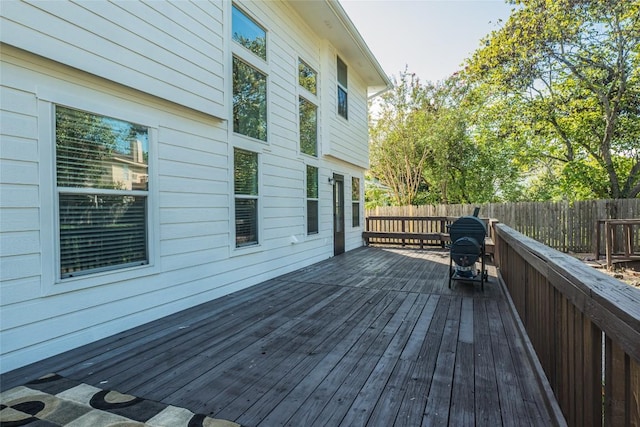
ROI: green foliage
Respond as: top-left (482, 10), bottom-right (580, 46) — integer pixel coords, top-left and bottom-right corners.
top-left (55, 106), bottom-right (149, 191)
top-left (465, 0), bottom-right (640, 199)
top-left (233, 57), bottom-right (267, 141)
top-left (368, 71), bottom-right (433, 205)
top-left (299, 97), bottom-right (317, 156)
top-left (367, 0), bottom-right (640, 203)
top-left (364, 174), bottom-right (392, 209)
top-left (298, 60), bottom-right (317, 95)
top-left (306, 165), bottom-right (318, 198)
top-left (234, 148), bottom-right (258, 195)
top-left (367, 70), bottom-right (524, 206)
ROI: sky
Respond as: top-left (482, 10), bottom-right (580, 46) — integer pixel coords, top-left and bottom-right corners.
top-left (339, 0), bottom-right (515, 83)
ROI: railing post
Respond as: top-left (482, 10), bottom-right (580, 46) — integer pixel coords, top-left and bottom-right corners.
top-left (495, 223), bottom-right (640, 427)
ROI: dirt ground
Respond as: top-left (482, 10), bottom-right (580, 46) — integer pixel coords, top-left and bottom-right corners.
top-left (574, 253), bottom-right (640, 289)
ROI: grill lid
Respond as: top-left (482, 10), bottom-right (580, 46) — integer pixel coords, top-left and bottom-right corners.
top-left (449, 216), bottom-right (487, 244)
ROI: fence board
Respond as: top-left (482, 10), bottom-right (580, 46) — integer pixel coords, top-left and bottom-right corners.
top-left (368, 199), bottom-right (639, 255)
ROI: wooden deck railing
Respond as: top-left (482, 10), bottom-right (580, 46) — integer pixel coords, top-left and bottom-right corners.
top-left (363, 215), bottom-right (496, 253)
top-left (494, 223), bottom-right (640, 427)
top-left (595, 219), bottom-right (640, 269)
top-left (367, 198), bottom-right (640, 254)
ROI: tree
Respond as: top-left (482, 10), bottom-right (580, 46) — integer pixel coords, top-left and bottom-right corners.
top-left (369, 71), bottom-right (434, 205)
top-left (422, 76), bottom-right (525, 204)
top-left (466, 0), bottom-right (640, 199)
top-left (368, 71), bottom-right (524, 206)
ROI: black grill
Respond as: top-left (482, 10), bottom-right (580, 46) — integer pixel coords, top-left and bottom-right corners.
top-left (448, 212), bottom-right (488, 290)
top-left (449, 216), bottom-right (486, 244)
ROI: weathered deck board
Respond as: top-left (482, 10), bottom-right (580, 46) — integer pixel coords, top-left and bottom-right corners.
top-left (474, 297), bottom-right (503, 425)
top-left (1, 247), bottom-right (562, 426)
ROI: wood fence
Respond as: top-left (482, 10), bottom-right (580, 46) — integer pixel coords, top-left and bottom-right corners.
top-left (367, 199), bottom-right (640, 255)
top-left (494, 223), bottom-right (640, 427)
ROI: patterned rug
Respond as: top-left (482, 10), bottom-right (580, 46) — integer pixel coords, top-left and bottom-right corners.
top-left (0, 374), bottom-right (240, 426)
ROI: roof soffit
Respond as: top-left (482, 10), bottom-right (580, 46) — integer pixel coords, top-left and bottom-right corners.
top-left (287, 0), bottom-right (392, 96)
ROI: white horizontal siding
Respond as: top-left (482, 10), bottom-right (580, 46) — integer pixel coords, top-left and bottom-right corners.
top-left (1, 110), bottom-right (38, 142)
top-left (0, 47), bottom-right (239, 369)
top-left (326, 74), bottom-right (370, 168)
top-left (0, 0), bottom-right (225, 118)
top-left (0, 277), bottom-right (41, 305)
top-left (0, 0), bottom-right (377, 372)
top-left (161, 207), bottom-right (229, 227)
top-left (0, 78), bottom-right (42, 311)
top-left (158, 176), bottom-right (226, 196)
top-left (0, 208), bottom-right (39, 233)
top-left (0, 231), bottom-right (39, 258)
top-left (0, 46), bottom-right (327, 371)
top-left (0, 185), bottom-right (38, 209)
top-left (158, 191), bottom-right (227, 210)
top-left (0, 135), bottom-right (38, 162)
top-left (0, 253), bottom-right (40, 282)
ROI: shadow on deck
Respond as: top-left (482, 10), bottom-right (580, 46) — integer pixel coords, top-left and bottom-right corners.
top-left (1, 247), bottom-right (561, 426)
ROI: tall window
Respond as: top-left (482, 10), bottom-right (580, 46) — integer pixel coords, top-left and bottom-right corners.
top-left (299, 59), bottom-right (317, 95)
top-left (233, 58), bottom-right (267, 141)
top-left (299, 59), bottom-right (318, 156)
top-left (234, 148), bottom-right (259, 247)
top-left (232, 5), bottom-right (266, 60)
top-left (307, 165), bottom-right (319, 234)
top-left (337, 56), bottom-right (348, 120)
top-left (232, 5), bottom-right (268, 141)
top-left (352, 177), bottom-right (360, 227)
top-left (55, 106), bottom-right (149, 278)
top-left (299, 97), bottom-right (317, 156)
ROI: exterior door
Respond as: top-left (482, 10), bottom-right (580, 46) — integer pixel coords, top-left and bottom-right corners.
top-left (333, 173), bottom-right (345, 256)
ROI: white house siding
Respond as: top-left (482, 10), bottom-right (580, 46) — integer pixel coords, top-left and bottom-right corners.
top-left (325, 70), bottom-right (371, 169)
top-left (0, 0), bottom-right (226, 118)
top-left (0, 0), bottom-right (384, 373)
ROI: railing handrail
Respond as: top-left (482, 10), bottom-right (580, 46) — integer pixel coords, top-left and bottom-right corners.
top-left (494, 222), bottom-right (640, 427)
top-left (365, 215), bottom-right (499, 240)
top-left (495, 223), bottom-right (640, 360)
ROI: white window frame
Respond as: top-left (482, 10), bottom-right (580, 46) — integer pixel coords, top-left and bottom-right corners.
top-left (228, 3), bottom-right (269, 255)
top-left (337, 56), bottom-right (348, 120)
top-left (306, 164), bottom-right (319, 235)
top-left (231, 3), bottom-right (267, 61)
top-left (352, 176), bottom-right (361, 228)
top-left (232, 147), bottom-right (262, 252)
top-left (298, 57), bottom-right (319, 158)
top-left (231, 3), bottom-right (270, 145)
top-left (38, 91), bottom-right (159, 296)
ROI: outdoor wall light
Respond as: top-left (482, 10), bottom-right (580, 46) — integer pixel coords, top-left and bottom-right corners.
top-left (328, 177), bottom-right (335, 185)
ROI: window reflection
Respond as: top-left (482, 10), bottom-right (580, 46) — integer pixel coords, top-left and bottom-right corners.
top-left (56, 106), bottom-right (149, 191)
top-left (233, 57), bottom-right (267, 141)
top-left (232, 5), bottom-right (266, 60)
top-left (298, 59), bottom-right (317, 95)
top-left (299, 97), bottom-right (317, 156)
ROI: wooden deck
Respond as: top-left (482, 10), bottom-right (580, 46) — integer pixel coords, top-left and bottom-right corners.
top-left (2, 247), bottom-right (562, 426)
